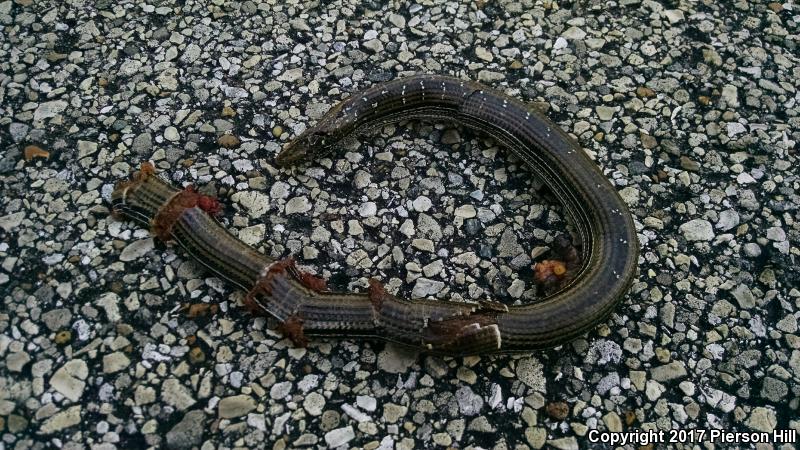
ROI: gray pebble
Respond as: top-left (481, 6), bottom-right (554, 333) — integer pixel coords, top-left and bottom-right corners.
top-left (218, 395), bottom-right (256, 418)
top-left (119, 238), bottom-right (155, 262)
top-left (34, 100), bottom-right (68, 121)
top-left (41, 308), bottom-right (72, 331)
top-left (324, 426), bottom-right (355, 447)
top-left (132, 132), bottom-right (153, 155)
top-left (161, 379), bottom-right (196, 411)
top-left (9, 123), bottom-right (29, 142)
top-left (285, 196), bottom-right (312, 214)
top-left (270, 381), bottom-right (292, 399)
top-left (358, 201), bottom-right (377, 217)
top-left (742, 243), bottom-right (761, 257)
top-left (715, 209), bottom-right (740, 231)
top-left (166, 410), bottom-right (205, 450)
top-left (649, 361), bottom-right (687, 382)
top-left (411, 278), bottom-right (444, 297)
top-left (412, 196), bottom-right (432, 212)
top-left (303, 392), bottom-right (325, 416)
top-left (516, 357), bottom-right (545, 391)
top-left (679, 219), bottom-right (715, 241)
top-left (455, 386), bottom-right (483, 416)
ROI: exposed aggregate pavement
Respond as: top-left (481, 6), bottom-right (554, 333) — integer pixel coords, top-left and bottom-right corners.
top-left (1, 0), bottom-right (799, 449)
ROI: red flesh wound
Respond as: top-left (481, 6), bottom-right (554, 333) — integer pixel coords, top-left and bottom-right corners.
top-left (533, 259), bottom-right (568, 285)
top-left (242, 292), bottom-right (268, 316)
top-left (276, 256), bottom-right (327, 293)
top-left (296, 270), bottom-right (327, 292)
top-left (367, 278), bottom-right (387, 310)
top-left (277, 315), bottom-right (308, 347)
top-left (423, 314), bottom-right (496, 347)
top-left (197, 193), bottom-right (221, 216)
top-left (151, 187), bottom-right (202, 241)
top-left (139, 162), bottom-right (156, 177)
top-left (270, 257), bottom-right (296, 276)
top-left (244, 258), bottom-right (296, 311)
top-left (151, 185), bottom-right (222, 241)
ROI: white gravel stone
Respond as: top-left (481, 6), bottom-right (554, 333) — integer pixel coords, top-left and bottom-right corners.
top-left (356, 395), bottom-right (377, 412)
top-left (548, 437), bottom-right (579, 450)
top-left (422, 259), bottom-right (443, 278)
top-left (412, 238), bottom-right (435, 252)
top-left (455, 386), bottom-right (483, 416)
top-left (411, 278), bottom-right (445, 297)
top-left (96, 292), bottom-right (121, 322)
top-left (377, 344), bottom-right (418, 374)
top-left (163, 126), bottom-right (179, 141)
top-left (239, 224), bottom-right (265, 246)
top-left (285, 196), bottom-right (312, 214)
top-left (664, 9), bottom-right (685, 24)
top-left (347, 220), bottom-right (364, 235)
top-left (278, 68), bottom-right (303, 82)
top-left (721, 84), bottom-right (739, 107)
top-left (232, 191), bottom-right (269, 218)
top-left (218, 395), bottom-right (256, 418)
top-left (77, 140), bottom-right (98, 158)
top-left (619, 186), bottom-right (640, 205)
top-left (715, 209), bottom-right (739, 230)
top-left (135, 386), bottom-right (156, 405)
top-left (270, 381), bottom-right (292, 400)
top-left (679, 219), bottom-right (714, 241)
top-left (562, 26), bottom-right (586, 40)
top-left (508, 279), bottom-right (525, 298)
top-left (743, 243), bottom-right (761, 257)
top-left (34, 100), bottom-right (68, 121)
top-left (412, 196), bottom-right (432, 212)
top-left (39, 405), bottom-right (82, 434)
top-left (363, 39), bottom-right (384, 53)
top-left (650, 361), bottom-right (687, 382)
top-left (341, 404), bottom-right (371, 422)
top-left (103, 352), bottom-right (130, 374)
top-left (727, 122), bottom-right (747, 137)
top-left (7, 352), bottom-right (30, 372)
top-left (645, 380), bottom-right (665, 401)
top-left (596, 106), bottom-right (616, 121)
top-left (516, 357), bottom-right (545, 391)
top-left (325, 426), bottom-right (355, 447)
top-left (737, 172), bottom-right (756, 184)
top-left (119, 238), bottom-right (154, 262)
top-left (776, 314), bottom-right (797, 333)
top-left (358, 201), bottom-right (377, 217)
top-left (732, 284), bottom-right (756, 309)
top-left (270, 181), bottom-right (290, 199)
top-left (303, 392), bottom-right (325, 416)
top-left (746, 407), bottom-right (777, 432)
top-left (161, 379), bottom-right (196, 411)
top-left (766, 226), bottom-right (786, 241)
top-left (0, 212), bottom-right (24, 232)
top-left (388, 13), bottom-right (405, 28)
top-left (455, 205), bottom-right (477, 218)
top-left (181, 43), bottom-right (202, 62)
top-left (475, 46), bottom-right (493, 61)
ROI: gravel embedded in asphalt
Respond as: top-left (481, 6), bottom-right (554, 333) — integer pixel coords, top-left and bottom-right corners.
top-left (1, 0), bottom-right (799, 448)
